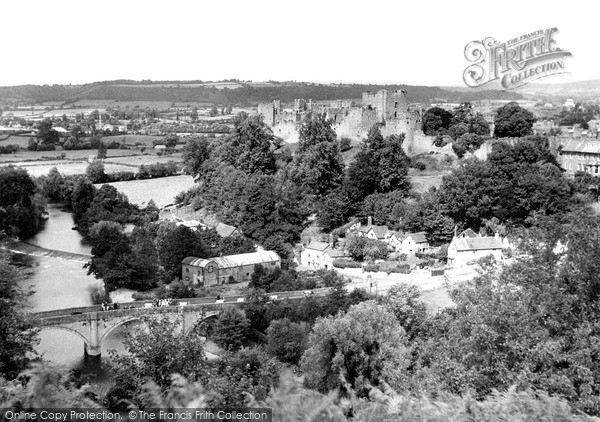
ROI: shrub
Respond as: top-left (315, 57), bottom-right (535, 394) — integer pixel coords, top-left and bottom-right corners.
top-left (363, 264), bottom-right (380, 273)
top-left (332, 259), bottom-right (361, 269)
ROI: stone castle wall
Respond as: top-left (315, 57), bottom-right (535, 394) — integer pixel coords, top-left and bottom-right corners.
top-left (258, 89), bottom-right (421, 154)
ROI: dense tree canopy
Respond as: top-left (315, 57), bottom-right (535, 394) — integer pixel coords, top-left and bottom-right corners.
top-left (0, 166), bottom-right (44, 237)
top-left (0, 253), bottom-right (37, 380)
top-left (437, 137), bottom-right (571, 229)
top-left (301, 301), bottom-right (409, 396)
top-left (493, 101), bottom-right (537, 138)
top-left (346, 125), bottom-right (411, 203)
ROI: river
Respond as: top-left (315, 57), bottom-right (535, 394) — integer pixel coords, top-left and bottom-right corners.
top-left (18, 204), bottom-right (132, 372)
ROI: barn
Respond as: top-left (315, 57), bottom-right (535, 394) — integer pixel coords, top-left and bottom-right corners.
top-left (181, 251), bottom-right (280, 286)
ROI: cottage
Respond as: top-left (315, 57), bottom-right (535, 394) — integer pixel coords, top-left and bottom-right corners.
top-left (215, 222), bottom-right (241, 238)
top-left (354, 217), bottom-right (389, 240)
top-left (447, 233), bottom-right (504, 267)
top-left (181, 250), bottom-right (280, 286)
top-left (399, 232), bottom-right (429, 254)
top-left (385, 230), bottom-right (405, 251)
top-left (301, 241), bottom-right (349, 270)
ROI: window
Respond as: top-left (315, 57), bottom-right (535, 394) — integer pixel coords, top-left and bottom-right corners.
top-left (208, 266), bottom-right (213, 273)
top-left (185, 268), bottom-right (189, 273)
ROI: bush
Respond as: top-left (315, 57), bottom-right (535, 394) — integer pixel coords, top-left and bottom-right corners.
top-left (332, 259), bottom-right (361, 269)
top-left (363, 264), bottom-right (381, 273)
top-left (36, 143), bottom-right (56, 151)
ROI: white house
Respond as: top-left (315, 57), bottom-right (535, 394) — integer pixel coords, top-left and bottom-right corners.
top-left (399, 232), bottom-right (429, 254)
top-left (447, 232), bottom-right (504, 267)
top-left (301, 241), bottom-right (350, 270)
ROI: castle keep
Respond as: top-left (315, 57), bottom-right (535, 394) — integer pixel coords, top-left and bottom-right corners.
top-left (257, 89), bottom-right (423, 154)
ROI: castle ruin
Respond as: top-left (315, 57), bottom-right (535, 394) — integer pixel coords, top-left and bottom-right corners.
top-left (257, 89), bottom-right (424, 154)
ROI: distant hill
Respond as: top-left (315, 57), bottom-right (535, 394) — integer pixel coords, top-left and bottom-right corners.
top-left (443, 79), bottom-right (600, 101)
top-left (0, 80), bottom-right (522, 107)
top-left (515, 79), bottom-right (600, 99)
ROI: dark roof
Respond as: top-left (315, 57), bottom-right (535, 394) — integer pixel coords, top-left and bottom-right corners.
top-left (454, 237), bottom-right (503, 251)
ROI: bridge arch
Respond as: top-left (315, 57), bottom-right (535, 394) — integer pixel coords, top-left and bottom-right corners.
top-left (39, 325), bottom-right (89, 346)
top-left (99, 316), bottom-right (147, 343)
top-left (183, 311), bottom-right (220, 337)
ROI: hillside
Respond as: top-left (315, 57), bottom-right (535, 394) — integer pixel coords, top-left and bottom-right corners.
top-left (0, 80), bottom-right (522, 107)
top-left (515, 79), bottom-right (600, 99)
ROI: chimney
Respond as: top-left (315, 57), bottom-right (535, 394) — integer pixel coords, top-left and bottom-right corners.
top-left (367, 216), bottom-right (373, 226)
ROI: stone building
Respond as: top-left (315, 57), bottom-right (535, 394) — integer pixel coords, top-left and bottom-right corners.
top-left (257, 89), bottom-right (423, 154)
top-left (181, 251), bottom-right (280, 286)
top-left (559, 138), bottom-right (600, 175)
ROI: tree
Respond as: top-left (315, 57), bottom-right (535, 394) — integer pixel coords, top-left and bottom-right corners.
top-left (106, 316), bottom-right (207, 409)
top-left (318, 189), bottom-right (353, 233)
top-left (36, 118), bottom-right (60, 145)
top-left (0, 166), bottom-right (44, 237)
top-left (209, 105), bottom-right (219, 117)
top-left (85, 221), bottom-right (134, 291)
top-left (158, 225), bottom-right (203, 279)
top-left (40, 167), bottom-right (66, 202)
top-left (289, 113), bottom-right (345, 199)
top-left (346, 125), bottom-right (411, 202)
top-left (437, 137), bottom-right (571, 229)
top-left (0, 252), bottom-right (38, 379)
top-left (96, 141), bottom-right (107, 159)
top-left (164, 133), bottom-right (179, 149)
top-left (494, 101), bottom-right (537, 138)
top-left (301, 301), bottom-right (409, 396)
top-left (70, 176), bottom-right (95, 216)
top-left (190, 107), bottom-right (199, 122)
top-left (422, 107), bottom-right (454, 135)
top-left (182, 137), bottom-right (210, 179)
top-left (85, 161), bottom-right (107, 184)
top-left (231, 113), bottom-right (277, 174)
top-left (266, 318), bottom-right (307, 364)
top-left (379, 283), bottom-right (428, 338)
top-left (212, 307), bottom-right (251, 351)
top-left (414, 214), bottom-right (600, 415)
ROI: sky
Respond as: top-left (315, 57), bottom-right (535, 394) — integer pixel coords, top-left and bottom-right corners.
top-left (0, 0), bottom-right (597, 87)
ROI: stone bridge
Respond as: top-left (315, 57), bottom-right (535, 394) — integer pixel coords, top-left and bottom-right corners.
top-left (33, 289), bottom-right (323, 361)
top-left (34, 303), bottom-right (235, 361)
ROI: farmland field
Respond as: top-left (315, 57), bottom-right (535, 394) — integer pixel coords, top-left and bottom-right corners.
top-left (105, 154), bottom-right (183, 166)
top-left (98, 175), bottom-right (196, 208)
top-left (0, 148), bottom-right (149, 164)
top-left (2, 160), bottom-right (135, 177)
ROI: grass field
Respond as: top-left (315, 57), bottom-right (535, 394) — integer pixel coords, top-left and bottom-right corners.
top-left (2, 161), bottom-right (135, 177)
top-left (98, 175), bottom-right (196, 208)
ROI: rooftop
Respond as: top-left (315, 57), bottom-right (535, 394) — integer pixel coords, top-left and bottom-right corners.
top-left (561, 139), bottom-right (600, 154)
top-left (305, 241), bottom-right (330, 252)
top-left (454, 237), bottom-right (503, 251)
top-left (215, 222), bottom-right (239, 237)
top-left (405, 232), bottom-right (428, 243)
top-left (183, 250), bottom-right (279, 268)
